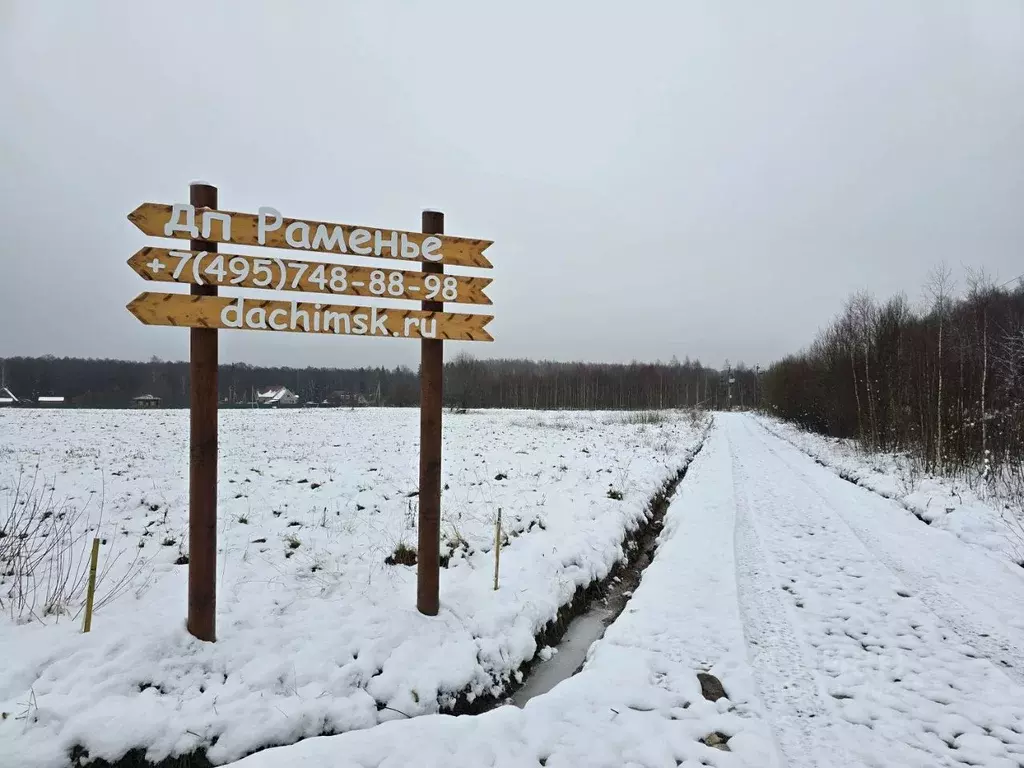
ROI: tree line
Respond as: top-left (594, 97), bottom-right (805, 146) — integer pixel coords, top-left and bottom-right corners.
top-left (762, 268), bottom-right (1024, 480)
top-left (0, 354), bottom-right (760, 411)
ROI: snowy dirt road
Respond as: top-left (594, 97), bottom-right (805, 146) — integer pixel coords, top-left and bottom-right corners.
top-left (726, 414), bottom-right (1024, 767)
top-left (231, 414), bottom-right (1024, 768)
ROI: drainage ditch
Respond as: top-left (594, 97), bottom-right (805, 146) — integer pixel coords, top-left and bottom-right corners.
top-left (451, 426), bottom-right (711, 714)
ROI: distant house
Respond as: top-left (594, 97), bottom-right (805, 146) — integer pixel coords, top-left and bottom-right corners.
top-left (37, 396), bottom-right (66, 406)
top-left (133, 394), bottom-right (162, 408)
top-left (327, 390), bottom-right (370, 407)
top-left (256, 386), bottom-right (299, 407)
top-left (0, 386), bottom-right (18, 406)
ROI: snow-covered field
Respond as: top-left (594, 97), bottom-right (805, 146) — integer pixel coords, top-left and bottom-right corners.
top-left (233, 418), bottom-right (782, 768)
top-left (753, 414), bottom-right (1023, 563)
top-left (230, 414), bottom-right (1024, 768)
top-left (8, 410), bottom-right (1024, 768)
top-left (0, 408), bottom-right (707, 768)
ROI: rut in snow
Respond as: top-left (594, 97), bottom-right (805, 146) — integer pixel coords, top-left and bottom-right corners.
top-left (726, 415), bottom-right (1024, 768)
top-left (729, 422), bottom-right (868, 767)
top-left (749, 418), bottom-right (1024, 686)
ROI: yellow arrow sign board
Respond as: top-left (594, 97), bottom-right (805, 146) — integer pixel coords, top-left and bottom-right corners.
top-left (128, 248), bottom-right (492, 306)
top-left (127, 292), bottom-right (493, 342)
top-left (128, 203), bottom-right (493, 269)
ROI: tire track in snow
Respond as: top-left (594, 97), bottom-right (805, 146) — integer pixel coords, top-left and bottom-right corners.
top-left (728, 427), bottom-right (868, 768)
top-left (730, 415), bottom-right (1024, 767)
top-left (745, 418), bottom-right (1024, 688)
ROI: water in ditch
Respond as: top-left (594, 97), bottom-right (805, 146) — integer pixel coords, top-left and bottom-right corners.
top-left (511, 533), bottom-right (659, 707)
top-left (510, 607), bottom-right (613, 705)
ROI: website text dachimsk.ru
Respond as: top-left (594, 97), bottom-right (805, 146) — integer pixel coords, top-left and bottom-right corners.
top-left (220, 296), bottom-right (438, 338)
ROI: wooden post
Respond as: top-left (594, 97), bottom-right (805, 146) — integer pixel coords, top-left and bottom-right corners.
top-left (417, 209), bottom-right (444, 615)
top-left (493, 508), bottom-right (502, 591)
top-left (188, 181), bottom-right (218, 642)
top-left (82, 538), bottom-right (100, 632)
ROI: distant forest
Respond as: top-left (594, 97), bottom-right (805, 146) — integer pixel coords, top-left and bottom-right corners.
top-left (8, 267), bottom-right (1024, 482)
top-left (0, 354), bottom-right (760, 411)
top-left (762, 270), bottom-right (1024, 478)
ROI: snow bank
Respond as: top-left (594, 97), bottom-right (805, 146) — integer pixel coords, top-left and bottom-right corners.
top-left (0, 408), bottom-right (706, 767)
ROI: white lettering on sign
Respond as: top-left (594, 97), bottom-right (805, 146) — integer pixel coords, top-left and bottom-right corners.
top-left (421, 236), bottom-right (442, 261)
top-left (312, 224), bottom-right (347, 252)
top-left (258, 207), bottom-right (283, 245)
top-left (285, 221), bottom-right (311, 249)
top-left (400, 234), bottom-right (419, 260)
top-left (422, 275), bottom-right (458, 301)
top-left (170, 251), bottom-right (192, 279)
top-left (348, 228), bottom-right (372, 255)
top-left (140, 251), bottom-right (468, 302)
top-left (202, 211), bottom-right (232, 241)
top-left (219, 297), bottom-right (439, 338)
top-left (245, 305), bottom-right (267, 329)
top-left (164, 204), bottom-right (199, 238)
top-left (268, 308), bottom-right (288, 330)
top-left (160, 204), bottom-right (453, 262)
top-left (374, 230), bottom-right (398, 257)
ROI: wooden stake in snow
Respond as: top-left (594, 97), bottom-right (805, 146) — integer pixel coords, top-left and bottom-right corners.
top-left (493, 508), bottom-right (502, 591)
top-left (82, 538), bottom-right (100, 633)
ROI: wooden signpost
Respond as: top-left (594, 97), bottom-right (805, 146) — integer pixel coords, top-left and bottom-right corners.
top-left (187, 183), bottom-right (219, 644)
top-left (126, 292), bottom-right (494, 341)
top-left (128, 203), bottom-right (494, 268)
top-left (418, 210), bottom-right (444, 615)
top-left (126, 184), bottom-right (494, 640)
top-left (127, 248), bottom-right (493, 305)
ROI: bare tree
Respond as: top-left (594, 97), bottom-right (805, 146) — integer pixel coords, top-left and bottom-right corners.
top-left (925, 265), bottom-right (955, 474)
top-left (845, 292), bottom-right (879, 450)
top-left (967, 269), bottom-right (996, 483)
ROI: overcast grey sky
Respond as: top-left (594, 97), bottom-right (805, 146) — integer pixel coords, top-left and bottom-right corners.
top-left (1, 1), bottom-right (1022, 369)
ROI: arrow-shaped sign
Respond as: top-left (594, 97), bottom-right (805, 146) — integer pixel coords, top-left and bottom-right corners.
top-left (128, 203), bottom-right (493, 269)
top-left (127, 248), bottom-right (493, 306)
top-left (126, 292), bottom-right (494, 342)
